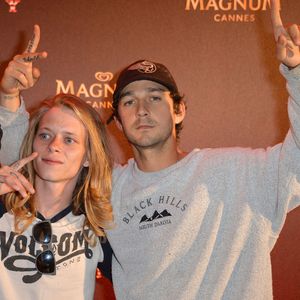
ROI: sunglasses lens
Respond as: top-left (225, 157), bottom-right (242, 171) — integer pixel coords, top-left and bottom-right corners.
top-left (33, 221), bottom-right (52, 244)
top-left (33, 220), bottom-right (56, 274)
top-left (36, 250), bottom-right (55, 274)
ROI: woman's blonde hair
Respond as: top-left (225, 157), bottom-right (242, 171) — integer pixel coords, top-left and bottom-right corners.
top-left (5, 94), bottom-right (113, 241)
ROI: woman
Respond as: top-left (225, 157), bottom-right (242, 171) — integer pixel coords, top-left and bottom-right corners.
top-left (0, 93), bottom-right (114, 299)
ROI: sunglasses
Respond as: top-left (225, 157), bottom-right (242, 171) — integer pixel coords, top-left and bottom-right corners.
top-left (32, 220), bottom-right (56, 275)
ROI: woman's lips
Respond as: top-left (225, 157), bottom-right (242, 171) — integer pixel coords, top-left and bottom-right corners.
top-left (41, 158), bottom-right (63, 165)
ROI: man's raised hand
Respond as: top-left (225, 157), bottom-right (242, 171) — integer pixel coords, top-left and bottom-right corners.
top-left (0, 25), bottom-right (47, 101)
top-left (271, 0), bottom-right (300, 68)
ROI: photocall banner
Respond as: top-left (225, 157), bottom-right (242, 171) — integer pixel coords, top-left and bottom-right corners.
top-left (1, 1), bottom-right (300, 298)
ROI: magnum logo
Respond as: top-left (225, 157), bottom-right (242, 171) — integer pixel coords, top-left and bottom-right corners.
top-left (5, 0), bottom-right (21, 13)
top-left (185, 0), bottom-right (273, 22)
top-left (56, 72), bottom-right (115, 110)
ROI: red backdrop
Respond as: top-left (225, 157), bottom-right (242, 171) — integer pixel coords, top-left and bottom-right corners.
top-left (1, 1), bottom-right (300, 299)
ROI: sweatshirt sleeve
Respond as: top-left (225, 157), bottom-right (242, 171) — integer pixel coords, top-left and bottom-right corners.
top-left (272, 64), bottom-right (300, 234)
top-left (282, 64), bottom-right (300, 148)
top-left (0, 99), bottom-right (29, 165)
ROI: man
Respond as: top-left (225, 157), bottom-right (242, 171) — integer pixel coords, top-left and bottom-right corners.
top-left (1, 0), bottom-right (300, 299)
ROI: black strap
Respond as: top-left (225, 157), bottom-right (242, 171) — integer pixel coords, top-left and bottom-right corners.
top-left (0, 198), bottom-right (6, 218)
top-left (36, 204), bottom-right (73, 223)
top-left (0, 124), bottom-right (3, 150)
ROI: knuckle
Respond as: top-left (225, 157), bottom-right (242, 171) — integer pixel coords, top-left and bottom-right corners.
top-left (24, 65), bottom-right (31, 73)
top-left (7, 62), bottom-right (15, 71)
top-left (13, 185), bottom-right (20, 191)
top-left (13, 54), bottom-right (21, 60)
top-left (2, 166), bottom-right (9, 172)
top-left (16, 72), bottom-right (24, 80)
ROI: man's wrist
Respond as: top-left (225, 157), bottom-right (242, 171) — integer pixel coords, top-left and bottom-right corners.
top-left (0, 91), bottom-right (21, 112)
top-left (284, 63), bottom-right (300, 70)
top-left (0, 92), bottom-right (20, 101)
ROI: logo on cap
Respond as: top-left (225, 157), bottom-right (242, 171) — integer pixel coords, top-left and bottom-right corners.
top-left (128, 60), bottom-right (157, 74)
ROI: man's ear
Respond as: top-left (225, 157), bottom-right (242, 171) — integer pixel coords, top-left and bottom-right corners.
top-left (175, 102), bottom-right (186, 124)
top-left (114, 116), bottom-right (124, 132)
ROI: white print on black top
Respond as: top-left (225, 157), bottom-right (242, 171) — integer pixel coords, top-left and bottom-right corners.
top-left (122, 195), bottom-right (188, 230)
top-left (0, 229), bottom-right (93, 284)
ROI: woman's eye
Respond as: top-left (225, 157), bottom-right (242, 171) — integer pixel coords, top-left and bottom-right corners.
top-left (38, 133), bottom-right (50, 140)
top-left (64, 137), bottom-right (74, 144)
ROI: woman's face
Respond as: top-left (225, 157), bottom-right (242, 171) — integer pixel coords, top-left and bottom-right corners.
top-left (32, 106), bottom-right (88, 184)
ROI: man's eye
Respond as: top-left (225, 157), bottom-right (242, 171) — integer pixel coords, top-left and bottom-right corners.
top-left (123, 99), bottom-right (134, 106)
top-left (150, 96), bottom-right (161, 101)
